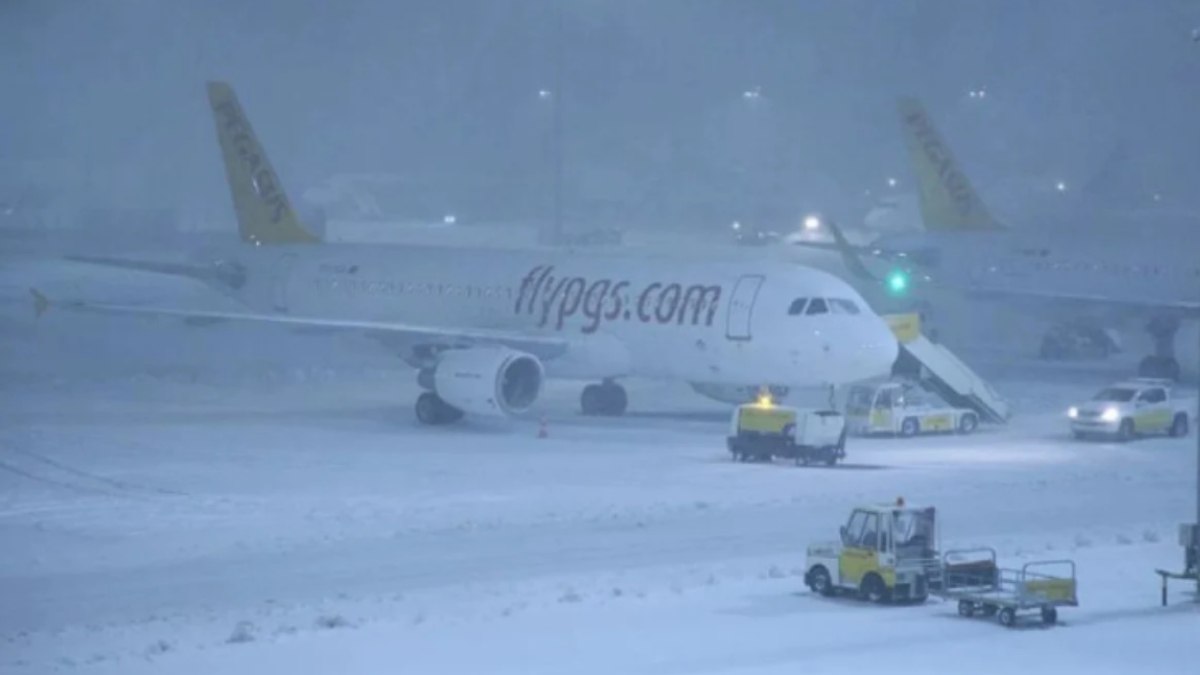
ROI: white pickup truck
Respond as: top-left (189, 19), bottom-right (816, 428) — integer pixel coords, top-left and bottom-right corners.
top-left (1068, 379), bottom-right (1193, 441)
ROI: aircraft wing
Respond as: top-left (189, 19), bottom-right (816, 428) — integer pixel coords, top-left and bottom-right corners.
top-left (964, 287), bottom-right (1200, 321)
top-left (30, 289), bottom-right (570, 360)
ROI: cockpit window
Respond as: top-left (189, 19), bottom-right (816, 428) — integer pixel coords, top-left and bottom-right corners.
top-left (788, 298), bottom-right (807, 315)
top-left (805, 298), bottom-right (828, 315)
top-left (829, 299), bottom-right (861, 315)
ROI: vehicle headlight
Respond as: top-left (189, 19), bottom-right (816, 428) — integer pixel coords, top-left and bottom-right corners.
top-left (1100, 407), bottom-right (1120, 422)
top-left (1067, 407), bottom-right (1079, 419)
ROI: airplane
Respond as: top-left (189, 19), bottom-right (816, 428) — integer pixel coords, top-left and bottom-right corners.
top-left (799, 97), bottom-right (1200, 381)
top-left (36, 81), bottom-right (899, 425)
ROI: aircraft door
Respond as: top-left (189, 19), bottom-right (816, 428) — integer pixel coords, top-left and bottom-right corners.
top-left (726, 274), bottom-right (764, 341)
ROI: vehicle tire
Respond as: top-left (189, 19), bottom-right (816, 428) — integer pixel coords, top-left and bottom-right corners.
top-left (958, 413), bottom-right (978, 435)
top-left (1117, 418), bottom-right (1135, 442)
top-left (900, 418), bottom-right (920, 437)
top-left (1170, 413), bottom-right (1189, 438)
top-left (1041, 606), bottom-right (1058, 625)
top-left (957, 600), bottom-right (975, 617)
top-left (860, 574), bottom-right (889, 604)
top-left (823, 448), bottom-right (838, 467)
top-left (807, 566), bottom-right (833, 596)
top-left (998, 607), bottom-right (1017, 628)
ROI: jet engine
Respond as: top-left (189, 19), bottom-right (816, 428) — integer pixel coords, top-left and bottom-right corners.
top-left (434, 348), bottom-right (544, 417)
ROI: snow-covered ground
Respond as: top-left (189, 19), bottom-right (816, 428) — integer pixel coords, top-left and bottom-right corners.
top-left (1, 271), bottom-right (1197, 674)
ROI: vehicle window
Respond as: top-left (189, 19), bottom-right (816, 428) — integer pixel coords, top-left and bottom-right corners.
top-left (860, 513), bottom-right (880, 550)
top-left (829, 298), bottom-right (861, 315)
top-left (876, 389), bottom-right (893, 407)
top-left (805, 298), bottom-right (828, 315)
top-left (1140, 389), bottom-right (1166, 404)
top-left (844, 510), bottom-right (868, 545)
top-left (1093, 388), bottom-right (1135, 402)
top-left (788, 298), bottom-right (807, 315)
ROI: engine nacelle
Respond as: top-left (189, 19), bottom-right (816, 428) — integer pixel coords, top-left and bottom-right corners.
top-left (434, 348), bottom-right (544, 417)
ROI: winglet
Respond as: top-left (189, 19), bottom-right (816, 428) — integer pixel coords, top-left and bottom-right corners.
top-left (897, 97), bottom-right (1003, 231)
top-left (206, 81), bottom-right (319, 245)
top-left (29, 288), bottom-right (50, 318)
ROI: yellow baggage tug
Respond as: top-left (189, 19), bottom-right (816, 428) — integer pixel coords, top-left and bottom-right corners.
top-left (727, 394), bottom-right (847, 465)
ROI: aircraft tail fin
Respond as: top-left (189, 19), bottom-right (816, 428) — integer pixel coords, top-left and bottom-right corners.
top-left (207, 81), bottom-right (319, 245)
top-left (897, 97), bottom-right (1003, 232)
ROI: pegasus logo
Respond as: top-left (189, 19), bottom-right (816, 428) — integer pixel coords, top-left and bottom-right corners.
top-left (904, 110), bottom-right (976, 220)
top-left (212, 98), bottom-right (289, 224)
top-left (515, 266), bottom-right (722, 334)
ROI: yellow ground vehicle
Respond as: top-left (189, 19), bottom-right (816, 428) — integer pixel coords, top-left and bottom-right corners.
top-left (845, 380), bottom-right (979, 437)
top-left (804, 499), bottom-right (940, 602)
top-left (727, 401), bottom-right (846, 465)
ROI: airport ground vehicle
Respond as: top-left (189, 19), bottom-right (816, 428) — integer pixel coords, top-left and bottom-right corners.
top-left (845, 380), bottom-right (980, 437)
top-left (1067, 378), bottom-right (1193, 441)
top-left (727, 401), bottom-right (847, 465)
top-left (934, 547), bottom-right (1078, 627)
top-left (804, 499), bottom-right (940, 602)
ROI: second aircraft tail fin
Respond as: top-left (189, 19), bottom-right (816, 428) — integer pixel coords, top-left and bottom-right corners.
top-left (897, 97), bottom-right (1003, 232)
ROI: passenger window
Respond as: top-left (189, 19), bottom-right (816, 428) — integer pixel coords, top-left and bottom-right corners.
top-left (805, 298), bottom-right (828, 315)
top-left (829, 299), bottom-right (861, 315)
top-left (788, 298), bottom-right (807, 315)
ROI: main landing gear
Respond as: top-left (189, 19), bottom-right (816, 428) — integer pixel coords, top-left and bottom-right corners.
top-left (1138, 317), bottom-right (1181, 381)
top-left (415, 391), bottom-right (463, 425)
top-left (580, 381), bottom-right (628, 417)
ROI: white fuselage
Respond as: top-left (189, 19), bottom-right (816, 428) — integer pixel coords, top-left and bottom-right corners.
top-left (875, 229), bottom-right (1200, 323)
top-left (225, 243), bottom-right (899, 388)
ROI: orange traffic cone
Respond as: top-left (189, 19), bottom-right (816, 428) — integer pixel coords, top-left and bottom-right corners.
top-left (537, 416), bottom-right (549, 439)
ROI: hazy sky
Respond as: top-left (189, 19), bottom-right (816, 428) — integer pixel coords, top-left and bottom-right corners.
top-left (2, 0), bottom-right (1198, 225)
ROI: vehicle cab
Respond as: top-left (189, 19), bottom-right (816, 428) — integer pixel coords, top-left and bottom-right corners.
top-left (845, 380), bottom-right (979, 437)
top-left (1068, 378), bottom-right (1192, 441)
top-left (804, 499), bottom-right (940, 603)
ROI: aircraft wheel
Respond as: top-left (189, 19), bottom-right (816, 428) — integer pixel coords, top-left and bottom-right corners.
top-left (415, 392), bottom-right (461, 425)
top-left (1138, 356), bottom-right (1180, 381)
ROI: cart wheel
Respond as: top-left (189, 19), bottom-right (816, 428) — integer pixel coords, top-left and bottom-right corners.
top-left (1041, 606), bottom-right (1057, 625)
top-left (980, 604), bottom-right (998, 617)
top-left (998, 607), bottom-right (1017, 628)
top-left (957, 600), bottom-right (975, 617)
